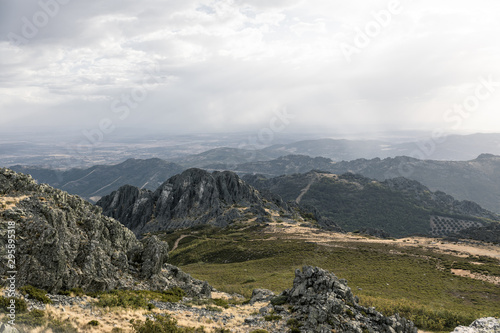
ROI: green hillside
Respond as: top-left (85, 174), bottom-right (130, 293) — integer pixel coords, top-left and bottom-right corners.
top-left (244, 172), bottom-right (499, 237)
top-left (158, 222), bottom-right (500, 332)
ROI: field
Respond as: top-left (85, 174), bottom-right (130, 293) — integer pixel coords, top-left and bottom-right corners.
top-left (160, 221), bottom-right (500, 332)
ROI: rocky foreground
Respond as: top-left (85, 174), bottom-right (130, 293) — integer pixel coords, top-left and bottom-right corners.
top-left (0, 168), bottom-right (209, 295)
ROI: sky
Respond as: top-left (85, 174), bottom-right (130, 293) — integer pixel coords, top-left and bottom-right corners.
top-left (1, 0), bottom-right (500, 139)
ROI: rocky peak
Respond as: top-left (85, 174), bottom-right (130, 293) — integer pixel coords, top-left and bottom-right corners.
top-left (281, 266), bottom-right (417, 333)
top-left (98, 168), bottom-right (275, 235)
top-left (0, 168), bottom-right (210, 296)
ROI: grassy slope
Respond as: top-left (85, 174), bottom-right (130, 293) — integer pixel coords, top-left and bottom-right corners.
top-left (159, 222), bottom-right (500, 332)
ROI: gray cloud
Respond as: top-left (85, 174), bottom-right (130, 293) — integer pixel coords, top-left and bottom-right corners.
top-left (1, 0), bottom-right (500, 138)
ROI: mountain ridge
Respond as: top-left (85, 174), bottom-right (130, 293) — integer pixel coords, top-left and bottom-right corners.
top-left (97, 168), bottom-right (290, 236)
top-left (243, 170), bottom-right (500, 237)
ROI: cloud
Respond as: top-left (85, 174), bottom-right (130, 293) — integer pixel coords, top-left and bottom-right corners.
top-left (1, 0), bottom-right (500, 137)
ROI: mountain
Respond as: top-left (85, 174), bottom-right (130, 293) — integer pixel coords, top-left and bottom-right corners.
top-left (0, 168), bottom-right (210, 295)
top-left (232, 153), bottom-right (500, 214)
top-left (228, 154), bottom-right (335, 176)
top-left (263, 133), bottom-right (500, 161)
top-left (331, 154), bottom-right (500, 214)
top-left (10, 158), bottom-right (184, 203)
top-left (172, 147), bottom-right (276, 168)
top-left (97, 168), bottom-right (303, 236)
top-left (262, 138), bottom-right (392, 160)
top-left (180, 133), bottom-right (500, 168)
top-left (243, 171), bottom-right (499, 237)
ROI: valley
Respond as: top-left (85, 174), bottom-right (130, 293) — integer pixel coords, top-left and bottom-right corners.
top-left (2, 133), bottom-right (500, 333)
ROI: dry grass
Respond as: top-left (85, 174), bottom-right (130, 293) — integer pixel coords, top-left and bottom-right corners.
top-left (263, 222), bottom-right (500, 262)
top-left (451, 269), bottom-right (500, 285)
top-left (0, 195), bottom-right (28, 211)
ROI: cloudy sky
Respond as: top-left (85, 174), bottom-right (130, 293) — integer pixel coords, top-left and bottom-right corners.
top-left (1, 0), bottom-right (500, 138)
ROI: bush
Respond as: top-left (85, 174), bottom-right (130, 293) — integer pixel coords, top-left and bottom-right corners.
top-left (15, 309), bottom-right (46, 327)
top-left (249, 330), bottom-right (269, 333)
top-left (95, 288), bottom-right (186, 309)
top-left (0, 296), bottom-right (28, 313)
top-left (205, 305), bottom-right (223, 312)
top-left (270, 295), bottom-right (287, 306)
top-left (131, 314), bottom-right (205, 333)
top-left (59, 287), bottom-right (85, 297)
top-left (47, 317), bottom-right (78, 333)
top-left (263, 312), bottom-right (282, 321)
top-left (360, 296), bottom-right (478, 331)
top-left (96, 291), bottom-right (148, 309)
top-left (88, 320), bottom-right (99, 326)
top-left (211, 298), bottom-right (229, 309)
top-left (20, 285), bottom-right (52, 304)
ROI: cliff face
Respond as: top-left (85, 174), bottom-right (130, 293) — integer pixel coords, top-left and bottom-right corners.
top-left (0, 168), bottom-right (210, 296)
top-left (97, 168), bottom-right (271, 235)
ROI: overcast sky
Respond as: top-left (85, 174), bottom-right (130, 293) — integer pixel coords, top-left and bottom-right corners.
top-left (1, 0), bottom-right (500, 138)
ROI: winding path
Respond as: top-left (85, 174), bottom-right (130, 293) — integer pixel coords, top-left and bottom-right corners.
top-left (171, 234), bottom-right (189, 252)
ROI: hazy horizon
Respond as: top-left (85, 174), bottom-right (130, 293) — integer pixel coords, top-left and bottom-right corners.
top-left (2, 0), bottom-right (500, 143)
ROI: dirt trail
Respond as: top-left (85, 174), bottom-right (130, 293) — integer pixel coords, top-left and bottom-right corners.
top-left (171, 234), bottom-right (189, 252)
top-left (296, 173), bottom-right (319, 204)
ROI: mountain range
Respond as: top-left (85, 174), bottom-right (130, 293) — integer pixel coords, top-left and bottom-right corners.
top-left (14, 152), bottom-right (500, 218)
top-left (229, 153), bottom-right (500, 213)
top-left (243, 171), bottom-right (499, 237)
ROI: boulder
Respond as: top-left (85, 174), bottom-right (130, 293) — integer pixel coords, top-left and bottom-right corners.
top-left (451, 317), bottom-right (500, 333)
top-left (249, 288), bottom-right (275, 304)
top-left (281, 266), bottom-right (418, 333)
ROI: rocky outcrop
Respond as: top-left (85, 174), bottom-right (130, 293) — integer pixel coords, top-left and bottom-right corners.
top-left (451, 317), bottom-right (500, 333)
top-left (249, 288), bottom-right (275, 304)
top-left (0, 168), bottom-right (210, 296)
top-left (97, 168), bottom-right (275, 235)
top-left (279, 266), bottom-right (417, 333)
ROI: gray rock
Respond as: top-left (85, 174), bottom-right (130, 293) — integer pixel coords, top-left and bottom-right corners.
top-left (451, 317), bottom-right (500, 333)
top-left (0, 168), bottom-right (211, 297)
top-left (97, 168), bottom-right (272, 235)
top-left (250, 288), bottom-right (275, 303)
top-left (0, 323), bottom-right (19, 333)
top-left (283, 266), bottom-right (418, 333)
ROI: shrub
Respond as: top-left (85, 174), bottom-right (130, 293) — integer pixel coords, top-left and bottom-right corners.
top-left (20, 285), bottom-right (52, 304)
top-left (264, 312), bottom-right (282, 321)
top-left (47, 317), bottom-right (78, 333)
top-left (59, 287), bottom-right (84, 297)
top-left (15, 309), bottom-right (46, 327)
top-left (88, 320), bottom-right (99, 326)
top-left (95, 288), bottom-right (186, 309)
top-left (211, 298), bottom-right (229, 309)
top-left (205, 305), bottom-right (223, 312)
top-left (270, 295), bottom-right (287, 306)
top-left (0, 296), bottom-right (28, 313)
top-left (249, 330), bottom-right (269, 333)
top-left (131, 314), bottom-right (205, 333)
